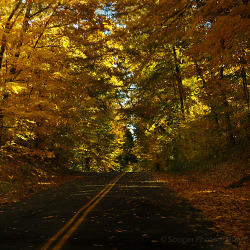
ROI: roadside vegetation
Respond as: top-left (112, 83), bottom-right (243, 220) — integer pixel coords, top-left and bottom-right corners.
top-left (0, 157), bottom-right (83, 208)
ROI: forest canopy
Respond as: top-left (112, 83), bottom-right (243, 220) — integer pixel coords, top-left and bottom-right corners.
top-left (0, 0), bottom-right (249, 172)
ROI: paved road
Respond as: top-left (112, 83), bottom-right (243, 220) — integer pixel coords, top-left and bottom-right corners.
top-left (0, 173), bottom-right (231, 249)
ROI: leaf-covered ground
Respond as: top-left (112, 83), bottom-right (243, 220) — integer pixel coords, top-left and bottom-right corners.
top-left (153, 155), bottom-right (249, 250)
top-left (0, 158), bottom-right (83, 208)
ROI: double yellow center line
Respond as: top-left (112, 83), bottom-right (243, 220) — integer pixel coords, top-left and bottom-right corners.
top-left (42, 173), bottom-right (125, 250)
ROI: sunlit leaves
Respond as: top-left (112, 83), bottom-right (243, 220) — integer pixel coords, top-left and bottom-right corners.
top-left (110, 0), bottom-right (249, 171)
top-left (0, 0), bottom-right (120, 170)
top-left (0, 0), bottom-right (248, 171)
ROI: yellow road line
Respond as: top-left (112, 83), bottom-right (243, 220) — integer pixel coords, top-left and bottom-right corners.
top-left (42, 173), bottom-right (125, 250)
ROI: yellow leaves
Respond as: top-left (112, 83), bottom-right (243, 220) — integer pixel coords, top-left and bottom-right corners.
top-left (78, 145), bottom-right (88, 151)
top-left (195, 190), bottom-right (215, 194)
top-left (109, 75), bottom-right (123, 86)
top-left (103, 22), bottom-right (113, 32)
top-left (53, 72), bottom-right (64, 79)
top-left (103, 57), bottom-right (115, 68)
top-left (6, 82), bottom-right (27, 94)
top-left (60, 36), bottom-right (71, 49)
top-left (107, 40), bottom-right (123, 50)
top-left (16, 132), bottom-right (35, 141)
top-left (26, 119), bottom-right (36, 124)
top-left (69, 48), bottom-right (87, 59)
top-left (79, 0), bottom-right (88, 4)
top-left (68, 107), bottom-right (77, 112)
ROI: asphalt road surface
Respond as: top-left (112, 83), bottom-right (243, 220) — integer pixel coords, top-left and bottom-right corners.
top-left (0, 172), bottom-right (232, 249)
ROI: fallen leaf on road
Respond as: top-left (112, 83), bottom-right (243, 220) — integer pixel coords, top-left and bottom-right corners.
top-left (43, 216), bottom-right (54, 219)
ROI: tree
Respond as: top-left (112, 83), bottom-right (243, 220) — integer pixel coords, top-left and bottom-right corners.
top-left (0, 0), bottom-right (248, 173)
top-left (0, 0), bottom-right (122, 171)
top-left (117, 128), bottom-right (137, 171)
top-left (112, 0), bottom-right (249, 170)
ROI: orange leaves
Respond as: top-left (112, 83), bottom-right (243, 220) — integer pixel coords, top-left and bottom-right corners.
top-left (0, 0), bottom-right (248, 174)
top-left (0, 1), bottom-right (121, 169)
top-left (153, 157), bottom-right (250, 249)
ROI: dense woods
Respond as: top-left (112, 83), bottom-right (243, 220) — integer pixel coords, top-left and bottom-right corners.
top-left (0, 0), bottom-right (249, 172)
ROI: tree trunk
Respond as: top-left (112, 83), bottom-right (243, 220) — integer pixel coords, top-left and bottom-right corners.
top-left (172, 46), bottom-right (185, 114)
top-left (0, 0), bottom-right (22, 70)
top-left (10, 1), bottom-right (32, 77)
top-left (0, 110), bottom-right (3, 146)
top-left (220, 66), bottom-right (236, 145)
top-left (241, 59), bottom-right (250, 121)
top-left (85, 157), bottom-right (91, 171)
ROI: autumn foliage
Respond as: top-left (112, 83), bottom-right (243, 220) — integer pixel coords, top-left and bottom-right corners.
top-left (0, 0), bottom-right (124, 171)
top-left (0, 0), bottom-right (249, 172)
top-left (112, 0), bottom-right (249, 171)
